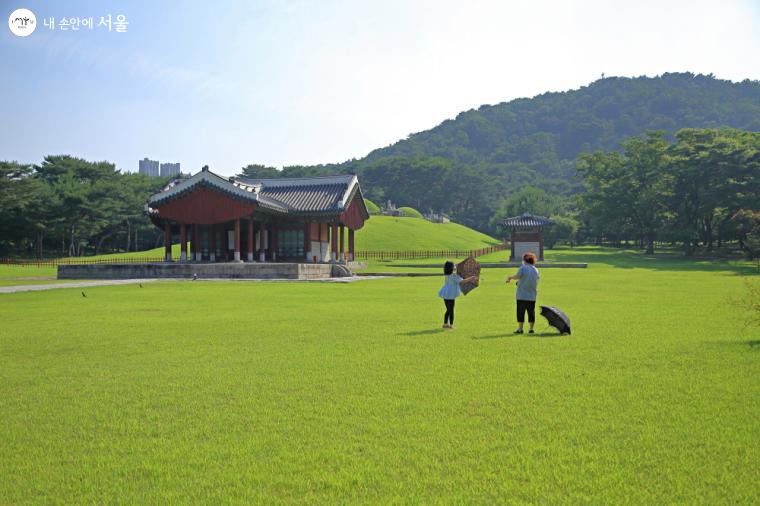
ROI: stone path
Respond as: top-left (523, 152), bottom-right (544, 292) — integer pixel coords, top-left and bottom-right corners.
top-left (0, 279), bottom-right (163, 294)
top-left (0, 276), bottom-right (388, 294)
top-left (194, 276), bottom-right (388, 284)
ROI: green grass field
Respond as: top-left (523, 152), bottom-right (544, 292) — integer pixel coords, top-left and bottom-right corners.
top-left (0, 265), bottom-right (59, 286)
top-left (1, 248), bottom-right (757, 503)
top-left (355, 216), bottom-right (499, 251)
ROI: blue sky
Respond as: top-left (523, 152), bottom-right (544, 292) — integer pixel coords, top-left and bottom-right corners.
top-left (2, 0), bottom-right (759, 176)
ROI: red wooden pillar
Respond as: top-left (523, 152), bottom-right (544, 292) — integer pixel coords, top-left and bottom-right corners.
top-left (348, 228), bottom-right (355, 261)
top-left (258, 221), bottom-right (266, 262)
top-left (270, 223), bottom-right (278, 261)
top-left (331, 223), bottom-right (338, 262)
top-left (190, 224), bottom-right (195, 261)
top-left (539, 228), bottom-right (545, 261)
top-left (210, 224), bottom-right (216, 262)
top-left (339, 225), bottom-right (345, 263)
top-left (321, 223), bottom-right (326, 262)
top-left (324, 224), bottom-right (329, 262)
top-left (189, 224), bottom-right (196, 261)
top-left (196, 224), bottom-right (202, 261)
top-left (234, 218), bottom-right (241, 261)
top-left (303, 221), bottom-right (311, 262)
top-left (180, 223), bottom-right (187, 262)
top-left (164, 223), bottom-right (172, 261)
top-left (317, 223), bottom-right (324, 262)
top-left (247, 216), bottom-right (254, 262)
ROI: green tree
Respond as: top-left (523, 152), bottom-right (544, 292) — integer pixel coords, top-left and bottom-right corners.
top-left (577, 132), bottom-right (670, 254)
top-left (0, 162), bottom-right (34, 255)
top-left (237, 164), bottom-right (279, 179)
top-left (544, 215), bottom-right (579, 248)
top-left (667, 129), bottom-right (758, 255)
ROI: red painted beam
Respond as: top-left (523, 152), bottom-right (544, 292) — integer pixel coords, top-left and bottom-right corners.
top-left (156, 186), bottom-right (257, 225)
top-left (340, 194), bottom-right (367, 230)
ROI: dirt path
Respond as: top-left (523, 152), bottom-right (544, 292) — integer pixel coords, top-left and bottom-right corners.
top-left (0, 279), bottom-right (163, 294)
top-left (0, 276), bottom-right (388, 294)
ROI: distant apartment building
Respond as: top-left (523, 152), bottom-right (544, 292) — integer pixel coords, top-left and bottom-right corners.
top-left (160, 162), bottom-right (181, 178)
top-left (139, 158), bottom-right (159, 177)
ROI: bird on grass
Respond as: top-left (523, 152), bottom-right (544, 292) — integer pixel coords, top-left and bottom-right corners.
top-left (192, 273), bottom-right (198, 281)
top-left (81, 291), bottom-right (87, 298)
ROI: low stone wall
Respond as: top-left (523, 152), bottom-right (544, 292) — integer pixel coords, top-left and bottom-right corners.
top-left (58, 262), bottom-right (347, 280)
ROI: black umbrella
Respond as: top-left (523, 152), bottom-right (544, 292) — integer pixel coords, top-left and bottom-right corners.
top-left (540, 306), bottom-right (571, 334)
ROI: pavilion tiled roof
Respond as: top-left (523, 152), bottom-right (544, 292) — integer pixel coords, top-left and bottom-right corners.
top-left (147, 169), bottom-right (367, 218)
top-left (500, 212), bottom-right (555, 228)
top-left (236, 175), bottom-right (357, 214)
top-left (147, 169), bottom-right (288, 212)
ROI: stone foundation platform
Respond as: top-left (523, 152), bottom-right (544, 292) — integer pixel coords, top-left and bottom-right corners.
top-left (58, 262), bottom-right (365, 280)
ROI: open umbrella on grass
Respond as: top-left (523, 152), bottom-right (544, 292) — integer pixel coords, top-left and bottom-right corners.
top-left (540, 306), bottom-right (571, 334)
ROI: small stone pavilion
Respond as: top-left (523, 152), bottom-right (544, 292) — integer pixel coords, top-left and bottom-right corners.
top-left (500, 212), bottom-right (554, 261)
top-left (146, 168), bottom-right (369, 263)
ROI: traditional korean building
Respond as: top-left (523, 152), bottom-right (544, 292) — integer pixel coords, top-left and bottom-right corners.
top-left (146, 167), bottom-right (369, 263)
top-left (500, 212), bottom-right (554, 261)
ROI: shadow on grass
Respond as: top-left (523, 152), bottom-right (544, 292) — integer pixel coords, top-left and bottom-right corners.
top-left (471, 333), bottom-right (511, 340)
top-left (472, 331), bottom-right (561, 339)
top-left (530, 332), bottom-right (564, 338)
top-left (402, 329), bottom-right (446, 336)
top-left (544, 247), bottom-right (757, 275)
top-left (745, 340), bottom-right (760, 348)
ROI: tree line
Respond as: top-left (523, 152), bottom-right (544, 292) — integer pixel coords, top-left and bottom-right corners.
top-left (0, 129), bottom-right (757, 259)
top-left (576, 128), bottom-right (759, 257)
top-left (240, 128), bottom-right (760, 259)
top-left (0, 156), bottom-right (170, 257)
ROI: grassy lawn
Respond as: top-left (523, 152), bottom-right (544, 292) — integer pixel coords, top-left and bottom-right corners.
top-left (358, 245), bottom-right (758, 275)
top-left (1, 250), bottom-right (758, 503)
top-left (0, 265), bottom-right (75, 287)
top-left (0, 279), bottom-right (80, 287)
top-left (355, 216), bottom-right (499, 251)
top-left (0, 265), bottom-right (58, 279)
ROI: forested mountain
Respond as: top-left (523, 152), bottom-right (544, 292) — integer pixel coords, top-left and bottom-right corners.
top-left (256, 73), bottom-right (760, 231)
top-left (362, 72), bottom-right (759, 176)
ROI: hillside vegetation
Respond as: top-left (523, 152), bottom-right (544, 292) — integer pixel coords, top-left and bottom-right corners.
top-left (365, 73), bottom-right (759, 169)
top-left (240, 73), bottom-right (760, 233)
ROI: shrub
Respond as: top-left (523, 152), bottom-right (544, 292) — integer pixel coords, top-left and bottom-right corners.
top-left (397, 206), bottom-right (423, 218)
top-left (364, 199), bottom-right (380, 215)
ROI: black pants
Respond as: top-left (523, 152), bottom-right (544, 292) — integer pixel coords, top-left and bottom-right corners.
top-left (443, 299), bottom-right (455, 325)
top-left (516, 299), bottom-right (536, 323)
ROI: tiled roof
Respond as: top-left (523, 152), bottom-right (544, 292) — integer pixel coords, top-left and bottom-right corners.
top-left (148, 170), bottom-right (367, 217)
top-left (236, 175), bottom-right (356, 213)
top-left (147, 170), bottom-right (288, 212)
top-left (500, 213), bottom-right (554, 228)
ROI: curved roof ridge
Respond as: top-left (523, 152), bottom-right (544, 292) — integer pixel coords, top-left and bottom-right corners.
top-left (500, 213), bottom-right (555, 228)
top-left (148, 170), bottom-right (366, 217)
top-left (236, 174), bottom-right (355, 187)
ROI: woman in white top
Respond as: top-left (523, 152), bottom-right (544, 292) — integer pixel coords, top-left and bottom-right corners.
top-left (438, 261), bottom-right (478, 329)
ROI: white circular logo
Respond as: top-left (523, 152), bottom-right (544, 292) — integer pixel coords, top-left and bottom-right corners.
top-left (8, 8), bottom-right (36, 37)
